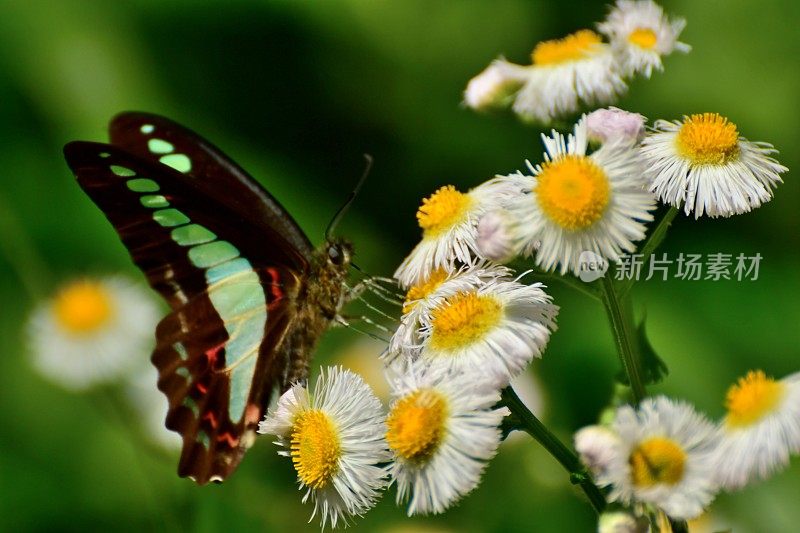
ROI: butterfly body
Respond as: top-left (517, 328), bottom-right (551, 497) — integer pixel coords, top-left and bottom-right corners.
top-left (64, 113), bottom-right (353, 484)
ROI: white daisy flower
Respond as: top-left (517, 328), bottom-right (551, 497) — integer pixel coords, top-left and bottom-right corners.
top-left (387, 262), bottom-right (515, 362)
top-left (598, 0), bottom-right (690, 78)
top-left (712, 370), bottom-right (800, 490)
top-left (394, 179), bottom-right (522, 287)
top-left (574, 425), bottom-right (621, 479)
top-left (640, 113), bottom-right (788, 218)
top-left (415, 271), bottom-right (558, 389)
top-left (125, 365), bottom-right (182, 451)
top-left (258, 366), bottom-right (390, 529)
top-left (463, 60), bottom-right (526, 111)
top-left (386, 363), bottom-right (508, 515)
top-left (599, 397), bottom-right (720, 521)
top-left (586, 107), bottom-right (647, 145)
top-left (598, 511), bottom-right (650, 533)
top-left (491, 29), bottom-right (626, 124)
top-left (504, 116), bottom-right (656, 275)
top-left (26, 276), bottom-right (160, 391)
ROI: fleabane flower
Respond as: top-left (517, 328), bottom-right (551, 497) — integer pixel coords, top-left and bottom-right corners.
top-left (712, 370), bottom-right (800, 490)
top-left (487, 29), bottom-right (626, 124)
top-left (476, 210), bottom-right (518, 263)
top-left (586, 107), bottom-right (647, 145)
top-left (258, 367), bottom-right (390, 529)
top-left (598, 511), bottom-right (650, 533)
top-left (26, 276), bottom-right (159, 391)
top-left (598, 397), bottom-right (720, 521)
top-left (640, 113), bottom-right (788, 218)
top-left (504, 116), bottom-right (656, 275)
top-left (386, 364), bottom-right (508, 515)
top-left (574, 425), bottom-right (621, 479)
top-left (125, 366), bottom-right (182, 451)
top-left (463, 61), bottom-right (526, 111)
top-left (394, 179), bottom-right (522, 287)
top-left (387, 263), bottom-right (514, 362)
top-left (598, 0), bottom-right (690, 78)
top-left (415, 271), bottom-right (558, 389)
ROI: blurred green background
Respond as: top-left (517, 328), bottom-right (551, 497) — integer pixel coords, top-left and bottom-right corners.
top-left (0, 0), bottom-right (798, 531)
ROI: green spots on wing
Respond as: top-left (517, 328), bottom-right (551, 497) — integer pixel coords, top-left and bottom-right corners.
top-left (206, 257), bottom-right (252, 284)
top-left (154, 208), bottom-right (190, 227)
top-left (171, 224), bottom-right (217, 246)
top-left (197, 431), bottom-right (210, 449)
top-left (175, 366), bottom-right (191, 379)
top-left (126, 178), bottom-right (160, 192)
top-left (140, 124), bottom-right (155, 134)
top-left (182, 396), bottom-right (200, 417)
top-left (206, 266), bottom-right (266, 422)
top-left (99, 152), bottom-right (110, 158)
top-left (148, 138), bottom-right (174, 154)
top-left (173, 342), bottom-right (189, 360)
top-left (188, 241), bottom-right (240, 268)
top-left (110, 165), bottom-right (135, 177)
top-left (160, 153), bottom-right (192, 173)
top-left (140, 195), bottom-right (170, 208)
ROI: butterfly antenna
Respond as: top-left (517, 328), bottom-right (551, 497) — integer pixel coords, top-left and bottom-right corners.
top-left (325, 154), bottom-right (373, 241)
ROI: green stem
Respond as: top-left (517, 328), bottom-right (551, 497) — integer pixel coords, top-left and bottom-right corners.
top-left (0, 191), bottom-right (50, 300)
top-left (501, 387), bottom-right (606, 513)
top-left (619, 206), bottom-right (679, 297)
top-left (600, 275), bottom-right (646, 404)
top-left (668, 518), bottom-right (689, 533)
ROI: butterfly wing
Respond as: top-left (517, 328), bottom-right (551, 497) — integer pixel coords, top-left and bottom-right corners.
top-left (64, 138), bottom-right (308, 484)
top-left (107, 111), bottom-right (314, 260)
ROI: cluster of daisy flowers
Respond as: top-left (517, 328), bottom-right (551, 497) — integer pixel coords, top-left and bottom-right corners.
top-left (465, 0), bottom-right (691, 123)
top-left (258, 258), bottom-right (560, 526)
top-left (575, 369), bottom-right (800, 523)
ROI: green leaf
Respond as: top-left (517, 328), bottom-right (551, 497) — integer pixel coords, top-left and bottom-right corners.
top-left (616, 316), bottom-right (669, 386)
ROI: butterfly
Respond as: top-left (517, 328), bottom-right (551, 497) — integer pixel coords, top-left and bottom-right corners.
top-left (64, 112), bottom-right (355, 484)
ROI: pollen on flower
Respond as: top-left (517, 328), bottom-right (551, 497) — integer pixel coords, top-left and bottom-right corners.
top-left (290, 409), bottom-right (341, 489)
top-left (629, 437), bottom-right (687, 487)
top-left (725, 370), bottom-right (786, 428)
top-left (52, 280), bottom-right (114, 334)
top-left (532, 29), bottom-right (603, 66)
top-left (403, 268), bottom-right (449, 313)
top-left (429, 291), bottom-right (503, 351)
top-left (676, 113), bottom-right (741, 165)
top-left (386, 389), bottom-right (448, 462)
top-left (628, 28), bottom-right (658, 49)
top-left (535, 155), bottom-right (610, 231)
top-left (416, 185), bottom-right (473, 238)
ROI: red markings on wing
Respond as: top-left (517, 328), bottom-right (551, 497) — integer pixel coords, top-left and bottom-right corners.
top-left (196, 382), bottom-right (208, 395)
top-left (264, 266), bottom-right (284, 307)
top-left (245, 404), bottom-right (262, 426)
top-left (204, 342), bottom-right (225, 368)
top-left (203, 410), bottom-right (219, 429)
top-left (216, 432), bottom-right (239, 448)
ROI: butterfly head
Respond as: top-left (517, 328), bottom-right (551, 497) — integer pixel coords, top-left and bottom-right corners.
top-left (325, 238), bottom-right (353, 269)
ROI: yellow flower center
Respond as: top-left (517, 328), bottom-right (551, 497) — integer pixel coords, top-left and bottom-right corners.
top-left (290, 409), bottom-right (341, 489)
top-left (429, 291), bottom-right (503, 351)
top-left (628, 28), bottom-right (658, 49)
top-left (725, 370), bottom-right (786, 428)
top-left (629, 437), bottom-right (686, 487)
top-left (403, 268), bottom-right (449, 314)
top-left (532, 29), bottom-right (603, 66)
top-left (675, 113), bottom-right (741, 165)
top-left (52, 280), bottom-right (114, 334)
top-left (386, 389), bottom-right (448, 462)
top-left (535, 155), bottom-right (610, 230)
top-left (416, 185), bottom-right (473, 238)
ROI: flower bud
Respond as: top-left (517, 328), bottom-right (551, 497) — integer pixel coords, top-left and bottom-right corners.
top-left (477, 210), bottom-right (516, 262)
top-left (586, 107), bottom-right (646, 144)
top-left (464, 62), bottom-right (523, 111)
